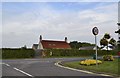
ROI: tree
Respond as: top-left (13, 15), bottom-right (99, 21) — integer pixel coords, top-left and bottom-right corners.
top-left (104, 33), bottom-right (110, 50)
top-left (109, 38), bottom-right (116, 46)
top-left (100, 38), bottom-right (108, 48)
top-left (21, 45), bottom-right (27, 49)
top-left (69, 41), bottom-right (79, 49)
top-left (69, 41), bottom-right (95, 49)
top-left (100, 33), bottom-right (116, 50)
top-left (104, 33), bottom-right (110, 39)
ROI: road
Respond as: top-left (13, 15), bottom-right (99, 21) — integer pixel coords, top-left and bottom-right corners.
top-left (2, 58), bottom-right (112, 78)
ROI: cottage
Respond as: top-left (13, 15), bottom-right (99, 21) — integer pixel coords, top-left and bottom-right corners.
top-left (32, 35), bottom-right (71, 50)
top-left (32, 44), bottom-right (38, 50)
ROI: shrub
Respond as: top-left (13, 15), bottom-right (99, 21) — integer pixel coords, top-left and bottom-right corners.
top-left (102, 55), bottom-right (114, 61)
top-left (2, 48), bottom-right (35, 59)
top-left (80, 59), bottom-right (102, 66)
top-left (44, 49), bottom-right (117, 57)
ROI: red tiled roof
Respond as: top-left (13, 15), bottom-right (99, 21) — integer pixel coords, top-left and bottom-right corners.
top-left (41, 40), bottom-right (71, 49)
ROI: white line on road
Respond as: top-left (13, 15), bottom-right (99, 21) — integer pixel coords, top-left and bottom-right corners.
top-left (1, 63), bottom-right (10, 66)
top-left (13, 67), bottom-right (34, 77)
top-left (5, 63), bottom-right (10, 67)
top-left (0, 62), bottom-right (3, 64)
top-left (55, 61), bottom-right (113, 77)
top-left (0, 63), bottom-right (4, 64)
top-left (3, 62), bottom-right (34, 77)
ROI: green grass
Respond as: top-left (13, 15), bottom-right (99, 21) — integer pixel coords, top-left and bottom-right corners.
top-left (63, 58), bottom-right (119, 77)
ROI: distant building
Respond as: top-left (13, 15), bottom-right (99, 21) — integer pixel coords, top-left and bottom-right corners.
top-left (79, 46), bottom-right (97, 50)
top-left (32, 44), bottom-right (38, 50)
top-left (32, 35), bottom-right (71, 50)
top-left (101, 46), bottom-right (113, 50)
top-left (100, 43), bottom-right (116, 50)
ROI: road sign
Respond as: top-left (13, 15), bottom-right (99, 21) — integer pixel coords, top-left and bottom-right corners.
top-left (92, 27), bottom-right (99, 35)
top-left (92, 27), bottom-right (99, 66)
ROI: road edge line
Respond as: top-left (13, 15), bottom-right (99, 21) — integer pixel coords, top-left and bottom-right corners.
top-left (55, 61), bottom-right (113, 77)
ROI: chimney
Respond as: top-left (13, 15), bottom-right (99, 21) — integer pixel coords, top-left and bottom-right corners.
top-left (65, 37), bottom-right (67, 43)
top-left (40, 35), bottom-right (42, 41)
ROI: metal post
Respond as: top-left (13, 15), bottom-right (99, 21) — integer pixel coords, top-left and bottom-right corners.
top-left (117, 23), bottom-right (120, 51)
top-left (92, 27), bottom-right (99, 66)
top-left (95, 35), bottom-right (98, 66)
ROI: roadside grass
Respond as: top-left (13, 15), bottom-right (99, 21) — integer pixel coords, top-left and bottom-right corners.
top-left (63, 58), bottom-right (119, 77)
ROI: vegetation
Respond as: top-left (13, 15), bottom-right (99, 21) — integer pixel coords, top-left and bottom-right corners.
top-left (100, 33), bottom-right (116, 50)
top-left (44, 49), bottom-right (117, 57)
top-left (63, 58), bottom-right (119, 77)
top-left (80, 59), bottom-right (102, 66)
top-left (102, 55), bottom-right (114, 61)
top-left (21, 45), bottom-right (27, 49)
top-left (69, 41), bottom-right (95, 49)
top-left (2, 48), bottom-right (35, 59)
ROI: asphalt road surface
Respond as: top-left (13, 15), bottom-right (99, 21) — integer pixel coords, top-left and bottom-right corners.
top-left (2, 58), bottom-right (112, 78)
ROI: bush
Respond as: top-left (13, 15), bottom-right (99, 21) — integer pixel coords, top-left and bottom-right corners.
top-left (44, 49), bottom-right (117, 57)
top-left (2, 48), bottom-right (35, 59)
top-left (80, 59), bottom-right (102, 66)
top-left (102, 55), bottom-right (114, 61)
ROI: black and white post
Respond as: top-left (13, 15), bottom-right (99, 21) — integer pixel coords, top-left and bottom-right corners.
top-left (92, 27), bottom-right (99, 66)
top-left (115, 23), bottom-right (120, 50)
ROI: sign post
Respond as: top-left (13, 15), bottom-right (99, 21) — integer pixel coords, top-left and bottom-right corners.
top-left (92, 27), bottom-right (99, 66)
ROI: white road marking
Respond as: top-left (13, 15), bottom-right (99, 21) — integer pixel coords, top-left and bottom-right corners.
top-left (0, 63), bottom-right (4, 64)
top-left (55, 61), bottom-right (113, 77)
top-left (0, 63), bottom-right (7, 65)
top-left (13, 67), bottom-right (34, 77)
top-left (5, 63), bottom-right (10, 67)
top-left (1, 63), bottom-right (10, 67)
top-left (3, 62), bottom-right (34, 77)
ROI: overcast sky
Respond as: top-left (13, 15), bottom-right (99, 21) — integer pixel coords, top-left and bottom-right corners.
top-left (2, 1), bottom-right (119, 48)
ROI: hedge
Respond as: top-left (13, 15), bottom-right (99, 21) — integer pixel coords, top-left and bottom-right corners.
top-left (1, 48), bottom-right (118, 58)
top-left (2, 48), bottom-right (35, 59)
top-left (44, 49), bottom-right (118, 57)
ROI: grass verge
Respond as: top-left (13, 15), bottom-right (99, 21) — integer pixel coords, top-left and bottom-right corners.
top-left (63, 58), bottom-right (119, 77)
